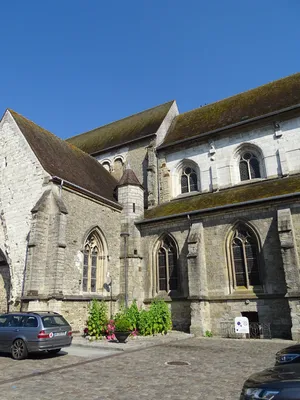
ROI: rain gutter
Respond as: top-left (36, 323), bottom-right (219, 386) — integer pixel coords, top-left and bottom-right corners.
top-left (50, 176), bottom-right (122, 210)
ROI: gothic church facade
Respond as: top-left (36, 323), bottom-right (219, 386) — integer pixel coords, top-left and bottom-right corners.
top-left (1, 73), bottom-right (300, 339)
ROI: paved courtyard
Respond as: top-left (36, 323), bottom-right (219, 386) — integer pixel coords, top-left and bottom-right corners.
top-left (0, 336), bottom-right (295, 400)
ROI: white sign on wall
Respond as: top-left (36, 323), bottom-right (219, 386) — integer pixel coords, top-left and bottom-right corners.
top-left (234, 316), bottom-right (249, 334)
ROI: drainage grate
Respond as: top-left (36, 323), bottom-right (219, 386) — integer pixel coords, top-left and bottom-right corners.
top-left (165, 361), bottom-right (190, 366)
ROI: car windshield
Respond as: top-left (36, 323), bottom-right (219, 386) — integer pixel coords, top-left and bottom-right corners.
top-left (42, 315), bottom-right (69, 328)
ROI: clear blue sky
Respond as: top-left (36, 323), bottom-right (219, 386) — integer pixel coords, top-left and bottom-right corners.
top-left (1, 0), bottom-right (299, 139)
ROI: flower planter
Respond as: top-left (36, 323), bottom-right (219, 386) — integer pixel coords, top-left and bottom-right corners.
top-left (114, 331), bottom-right (131, 343)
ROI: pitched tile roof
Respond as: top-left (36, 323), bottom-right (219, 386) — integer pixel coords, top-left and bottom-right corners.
top-left (161, 72), bottom-right (300, 148)
top-left (143, 175), bottom-right (300, 221)
top-left (66, 101), bottom-right (174, 155)
top-left (9, 110), bottom-right (120, 207)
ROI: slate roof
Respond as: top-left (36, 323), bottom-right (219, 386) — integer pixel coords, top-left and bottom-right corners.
top-left (118, 169), bottom-right (143, 188)
top-left (9, 110), bottom-right (120, 207)
top-left (143, 174), bottom-right (300, 221)
top-left (161, 72), bottom-right (300, 148)
top-left (66, 101), bottom-right (174, 155)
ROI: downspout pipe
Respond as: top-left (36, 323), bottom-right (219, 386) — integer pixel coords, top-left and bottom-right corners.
top-left (121, 232), bottom-right (130, 309)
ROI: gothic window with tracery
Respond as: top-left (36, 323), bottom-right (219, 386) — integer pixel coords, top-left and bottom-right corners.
top-left (239, 152), bottom-right (261, 181)
top-left (181, 167), bottom-right (198, 193)
top-left (82, 232), bottom-right (105, 293)
top-left (157, 236), bottom-right (178, 292)
top-left (231, 226), bottom-right (261, 288)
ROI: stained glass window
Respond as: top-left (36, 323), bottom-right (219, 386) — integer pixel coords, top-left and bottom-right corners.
top-left (157, 236), bottom-right (178, 292)
top-left (239, 152), bottom-right (261, 181)
top-left (181, 167), bottom-right (198, 193)
top-left (232, 227), bottom-right (261, 288)
top-left (82, 233), bottom-right (105, 293)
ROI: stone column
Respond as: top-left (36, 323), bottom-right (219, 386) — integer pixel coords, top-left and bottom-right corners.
top-left (146, 146), bottom-right (158, 208)
top-left (187, 221), bottom-right (211, 336)
top-left (277, 207), bottom-right (300, 340)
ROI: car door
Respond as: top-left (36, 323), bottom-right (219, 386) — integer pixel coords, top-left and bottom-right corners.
top-left (22, 316), bottom-right (39, 350)
top-left (0, 315), bottom-right (10, 351)
top-left (0, 315), bottom-right (24, 351)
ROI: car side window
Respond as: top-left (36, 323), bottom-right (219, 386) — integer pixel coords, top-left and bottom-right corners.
top-left (0, 315), bottom-right (9, 327)
top-left (7, 315), bottom-right (24, 327)
top-left (24, 316), bottom-right (38, 328)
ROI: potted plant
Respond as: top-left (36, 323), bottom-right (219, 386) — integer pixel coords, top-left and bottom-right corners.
top-left (114, 315), bottom-right (132, 343)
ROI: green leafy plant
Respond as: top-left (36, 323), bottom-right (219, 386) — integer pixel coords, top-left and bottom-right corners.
top-left (205, 330), bottom-right (213, 337)
top-left (125, 300), bottom-right (140, 330)
top-left (114, 316), bottom-right (132, 332)
top-left (138, 299), bottom-right (172, 336)
top-left (86, 299), bottom-right (108, 339)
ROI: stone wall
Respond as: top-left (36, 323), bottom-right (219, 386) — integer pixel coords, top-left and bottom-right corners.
top-left (61, 186), bottom-right (122, 297)
top-left (139, 200), bottom-right (299, 339)
top-left (159, 114), bottom-right (300, 202)
top-left (0, 112), bottom-right (48, 304)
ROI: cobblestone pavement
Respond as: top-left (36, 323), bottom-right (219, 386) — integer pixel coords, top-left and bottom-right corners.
top-left (0, 336), bottom-right (295, 400)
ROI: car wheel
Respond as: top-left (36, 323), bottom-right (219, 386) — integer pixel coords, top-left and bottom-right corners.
top-left (47, 348), bottom-right (61, 354)
top-left (11, 339), bottom-right (28, 360)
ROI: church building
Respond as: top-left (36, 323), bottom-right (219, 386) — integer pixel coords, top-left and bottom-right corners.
top-left (1, 73), bottom-right (300, 339)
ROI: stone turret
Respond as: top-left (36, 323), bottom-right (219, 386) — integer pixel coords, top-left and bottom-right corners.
top-left (117, 168), bottom-right (144, 224)
top-left (117, 167), bottom-right (144, 306)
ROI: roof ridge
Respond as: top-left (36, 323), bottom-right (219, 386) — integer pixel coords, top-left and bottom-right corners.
top-left (177, 72), bottom-right (300, 119)
top-left (67, 100), bottom-right (175, 140)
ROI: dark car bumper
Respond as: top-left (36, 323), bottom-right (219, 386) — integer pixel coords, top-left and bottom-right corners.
top-left (27, 337), bottom-right (73, 352)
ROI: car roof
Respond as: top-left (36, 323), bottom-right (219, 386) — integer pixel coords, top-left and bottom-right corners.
top-left (0, 311), bottom-right (60, 316)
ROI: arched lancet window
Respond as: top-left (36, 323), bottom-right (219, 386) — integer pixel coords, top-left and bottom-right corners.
top-left (181, 166), bottom-right (198, 193)
top-left (239, 152), bottom-right (261, 181)
top-left (157, 236), bottom-right (178, 292)
top-left (102, 161), bottom-right (111, 172)
top-left (112, 157), bottom-right (125, 181)
top-left (82, 232), bottom-right (106, 293)
top-left (231, 225), bottom-right (261, 288)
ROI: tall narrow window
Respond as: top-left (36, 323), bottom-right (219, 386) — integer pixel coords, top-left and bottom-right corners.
top-left (82, 232), bottom-right (105, 293)
top-left (231, 226), bottom-right (261, 288)
top-left (239, 152), bottom-right (261, 181)
top-left (157, 236), bottom-right (178, 292)
top-left (181, 167), bottom-right (198, 193)
top-left (112, 157), bottom-right (124, 181)
top-left (102, 161), bottom-right (111, 172)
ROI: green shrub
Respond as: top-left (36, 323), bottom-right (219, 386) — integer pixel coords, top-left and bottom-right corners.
top-left (125, 300), bottom-right (140, 330)
top-left (205, 330), bottom-right (213, 337)
top-left (86, 299), bottom-right (108, 339)
top-left (138, 299), bottom-right (172, 336)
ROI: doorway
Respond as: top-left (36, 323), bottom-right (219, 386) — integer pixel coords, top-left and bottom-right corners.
top-left (0, 249), bottom-right (10, 313)
top-left (242, 311), bottom-right (259, 338)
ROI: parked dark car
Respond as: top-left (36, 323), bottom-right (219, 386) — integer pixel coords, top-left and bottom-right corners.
top-left (0, 312), bottom-right (72, 360)
top-left (276, 344), bottom-right (300, 365)
top-left (240, 364), bottom-right (300, 399)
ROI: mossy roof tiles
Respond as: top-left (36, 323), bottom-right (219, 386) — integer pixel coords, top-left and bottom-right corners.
top-left (9, 110), bottom-right (119, 206)
top-left (66, 101), bottom-right (174, 155)
top-left (162, 72), bottom-right (300, 147)
top-left (144, 175), bottom-right (300, 220)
